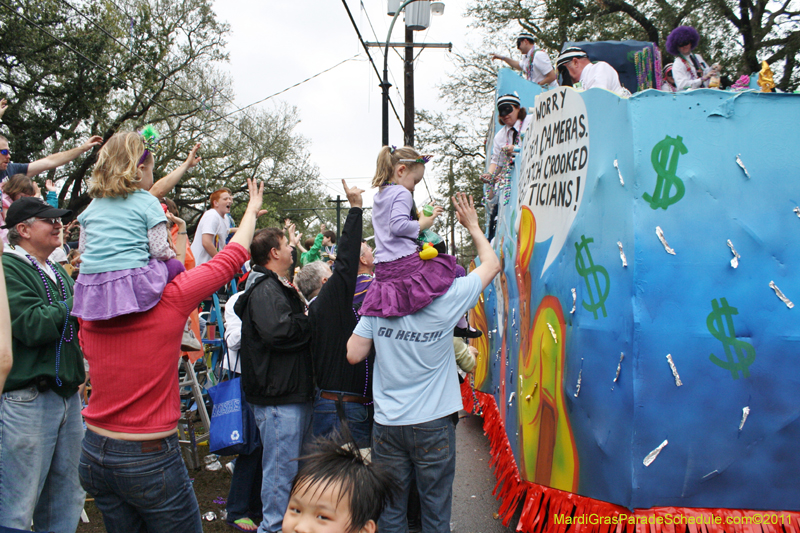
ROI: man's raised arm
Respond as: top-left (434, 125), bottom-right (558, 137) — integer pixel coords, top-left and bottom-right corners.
top-left (452, 192), bottom-right (500, 290)
top-left (26, 136), bottom-right (103, 177)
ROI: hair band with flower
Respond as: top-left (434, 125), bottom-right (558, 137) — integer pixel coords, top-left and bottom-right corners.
top-left (399, 155), bottom-right (433, 164)
top-left (138, 124), bottom-right (161, 165)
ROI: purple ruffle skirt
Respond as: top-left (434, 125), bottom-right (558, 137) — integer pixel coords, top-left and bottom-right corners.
top-left (359, 252), bottom-right (458, 318)
top-left (73, 258), bottom-right (185, 320)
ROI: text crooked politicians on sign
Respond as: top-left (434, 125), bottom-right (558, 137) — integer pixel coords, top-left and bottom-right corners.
top-left (518, 88), bottom-right (589, 274)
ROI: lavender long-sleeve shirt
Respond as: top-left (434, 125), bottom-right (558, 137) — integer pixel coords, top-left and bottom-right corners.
top-left (373, 184), bottom-right (420, 263)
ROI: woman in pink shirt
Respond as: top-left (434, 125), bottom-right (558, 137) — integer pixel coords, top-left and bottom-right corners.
top-left (78, 179), bottom-right (264, 533)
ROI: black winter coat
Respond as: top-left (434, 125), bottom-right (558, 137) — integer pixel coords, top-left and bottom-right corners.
top-left (235, 266), bottom-right (313, 405)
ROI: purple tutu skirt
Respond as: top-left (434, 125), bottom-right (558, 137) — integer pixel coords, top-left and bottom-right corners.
top-left (73, 258), bottom-right (185, 320)
top-left (359, 252), bottom-right (458, 318)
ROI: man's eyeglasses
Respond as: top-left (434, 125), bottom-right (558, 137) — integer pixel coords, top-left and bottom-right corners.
top-left (36, 217), bottom-right (62, 225)
top-left (0, 149), bottom-right (10, 156)
top-left (498, 104), bottom-right (515, 117)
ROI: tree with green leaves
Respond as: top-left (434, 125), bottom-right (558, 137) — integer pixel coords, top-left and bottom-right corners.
top-left (0, 0), bottom-right (327, 234)
top-left (466, 0), bottom-right (800, 90)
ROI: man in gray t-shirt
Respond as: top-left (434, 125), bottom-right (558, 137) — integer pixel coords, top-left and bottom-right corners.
top-left (348, 193), bottom-right (501, 533)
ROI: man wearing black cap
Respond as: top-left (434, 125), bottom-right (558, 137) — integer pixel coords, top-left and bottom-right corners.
top-left (492, 32), bottom-right (558, 90)
top-left (0, 197), bottom-right (86, 533)
top-left (556, 47), bottom-right (625, 96)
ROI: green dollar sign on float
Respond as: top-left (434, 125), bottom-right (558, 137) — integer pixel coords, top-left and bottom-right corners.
top-left (642, 135), bottom-right (688, 210)
top-left (574, 235), bottom-right (610, 319)
top-left (706, 298), bottom-right (756, 379)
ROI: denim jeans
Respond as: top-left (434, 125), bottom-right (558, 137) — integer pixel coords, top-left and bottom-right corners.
top-left (253, 402), bottom-right (312, 533)
top-left (372, 414), bottom-right (458, 533)
top-left (312, 390), bottom-right (373, 448)
top-left (79, 430), bottom-right (202, 533)
top-left (0, 387), bottom-right (85, 533)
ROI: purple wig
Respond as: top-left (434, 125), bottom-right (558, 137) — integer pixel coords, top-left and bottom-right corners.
top-left (666, 26), bottom-right (700, 56)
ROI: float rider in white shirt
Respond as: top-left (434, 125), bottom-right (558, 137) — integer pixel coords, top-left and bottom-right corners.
top-left (492, 32), bottom-right (558, 91)
top-left (556, 47), bottom-right (627, 97)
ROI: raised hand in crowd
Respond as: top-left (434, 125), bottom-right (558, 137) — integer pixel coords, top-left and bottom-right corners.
top-left (45, 179), bottom-right (57, 192)
top-left (80, 135), bottom-right (104, 153)
top-left (149, 142), bottom-right (202, 198)
top-left (452, 192), bottom-right (500, 288)
top-left (452, 192), bottom-right (480, 233)
top-left (257, 209), bottom-right (269, 218)
top-left (342, 178), bottom-right (364, 208)
top-left (287, 223), bottom-right (301, 248)
top-left (229, 178), bottom-right (265, 250)
top-left (0, 98), bottom-right (7, 121)
top-left (184, 142), bottom-right (202, 168)
top-left (165, 211), bottom-right (187, 264)
top-left (64, 219), bottom-right (79, 238)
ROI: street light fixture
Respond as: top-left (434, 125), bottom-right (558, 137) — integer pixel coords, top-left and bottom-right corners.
top-left (381, 0), bottom-right (443, 146)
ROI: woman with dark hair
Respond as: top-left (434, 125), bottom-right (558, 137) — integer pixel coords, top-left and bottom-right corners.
top-left (666, 25), bottom-right (720, 91)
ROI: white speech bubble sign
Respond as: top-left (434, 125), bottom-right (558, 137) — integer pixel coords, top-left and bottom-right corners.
top-left (517, 87), bottom-right (589, 276)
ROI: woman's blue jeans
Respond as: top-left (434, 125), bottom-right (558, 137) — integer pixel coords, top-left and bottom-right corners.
top-left (79, 430), bottom-right (202, 533)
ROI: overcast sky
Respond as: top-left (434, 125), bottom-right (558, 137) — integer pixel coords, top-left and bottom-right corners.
top-left (212, 0), bottom-right (480, 211)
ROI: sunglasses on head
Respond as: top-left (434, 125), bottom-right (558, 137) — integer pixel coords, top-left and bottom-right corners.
top-left (498, 104), bottom-right (515, 117)
top-left (399, 155), bottom-right (432, 164)
top-left (0, 149), bottom-right (10, 156)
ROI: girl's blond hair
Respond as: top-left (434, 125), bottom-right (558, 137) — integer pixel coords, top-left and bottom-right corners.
top-left (87, 132), bottom-right (151, 198)
top-left (371, 145), bottom-right (424, 188)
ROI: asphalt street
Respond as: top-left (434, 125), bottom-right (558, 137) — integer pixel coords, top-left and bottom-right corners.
top-left (452, 412), bottom-right (519, 533)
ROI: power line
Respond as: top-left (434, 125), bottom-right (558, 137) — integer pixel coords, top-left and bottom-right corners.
top-left (0, 0), bottom-right (316, 194)
top-left (219, 55), bottom-right (363, 120)
top-left (54, 0), bottom-right (266, 151)
top-left (359, 1), bottom-right (405, 107)
top-left (339, 0), bottom-right (404, 130)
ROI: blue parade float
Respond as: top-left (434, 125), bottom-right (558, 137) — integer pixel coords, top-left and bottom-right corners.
top-left (464, 65), bottom-right (800, 531)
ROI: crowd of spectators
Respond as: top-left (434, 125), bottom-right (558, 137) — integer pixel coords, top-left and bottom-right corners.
top-left (0, 93), bottom-right (500, 533)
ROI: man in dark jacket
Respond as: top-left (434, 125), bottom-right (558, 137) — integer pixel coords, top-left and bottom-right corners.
top-left (1, 197), bottom-right (86, 532)
top-left (235, 226), bottom-right (311, 533)
top-left (294, 181), bottom-right (373, 447)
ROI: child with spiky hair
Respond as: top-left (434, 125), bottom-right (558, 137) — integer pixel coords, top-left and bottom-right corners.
top-left (282, 433), bottom-right (398, 533)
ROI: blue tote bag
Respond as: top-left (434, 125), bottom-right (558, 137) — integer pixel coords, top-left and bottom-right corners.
top-left (207, 351), bottom-right (261, 455)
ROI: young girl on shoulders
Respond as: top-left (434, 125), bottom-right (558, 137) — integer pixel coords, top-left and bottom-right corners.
top-left (73, 129), bottom-right (200, 320)
top-left (358, 145), bottom-right (457, 318)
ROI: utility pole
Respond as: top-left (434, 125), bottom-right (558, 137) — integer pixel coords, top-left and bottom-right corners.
top-left (370, 39), bottom-right (451, 146)
top-left (327, 195), bottom-right (346, 241)
top-left (372, 0), bottom-right (450, 146)
top-left (404, 27), bottom-right (415, 147)
top-left (448, 160), bottom-right (456, 255)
